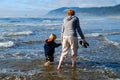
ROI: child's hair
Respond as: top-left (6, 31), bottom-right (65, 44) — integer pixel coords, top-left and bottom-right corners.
top-left (49, 34), bottom-right (57, 40)
top-left (68, 9), bottom-right (75, 16)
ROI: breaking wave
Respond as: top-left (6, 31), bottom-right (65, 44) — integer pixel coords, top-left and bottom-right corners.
top-left (0, 23), bottom-right (61, 27)
top-left (0, 51), bottom-right (44, 60)
top-left (0, 41), bottom-right (14, 48)
top-left (103, 37), bottom-right (119, 46)
top-left (85, 32), bottom-right (120, 38)
top-left (8, 31), bottom-right (33, 36)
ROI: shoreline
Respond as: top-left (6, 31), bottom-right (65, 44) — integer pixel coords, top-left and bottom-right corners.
top-left (0, 59), bottom-right (119, 80)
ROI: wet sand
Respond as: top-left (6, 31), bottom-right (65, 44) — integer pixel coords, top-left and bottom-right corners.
top-left (0, 59), bottom-right (118, 80)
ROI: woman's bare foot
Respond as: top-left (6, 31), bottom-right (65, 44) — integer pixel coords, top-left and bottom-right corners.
top-left (72, 66), bottom-right (76, 70)
top-left (72, 64), bottom-right (76, 70)
top-left (57, 66), bottom-right (62, 70)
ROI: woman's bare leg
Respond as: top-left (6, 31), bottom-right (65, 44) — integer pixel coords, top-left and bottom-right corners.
top-left (72, 56), bottom-right (76, 68)
top-left (57, 55), bottom-right (64, 70)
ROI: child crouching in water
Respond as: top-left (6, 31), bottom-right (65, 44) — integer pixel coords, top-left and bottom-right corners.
top-left (44, 34), bottom-right (61, 66)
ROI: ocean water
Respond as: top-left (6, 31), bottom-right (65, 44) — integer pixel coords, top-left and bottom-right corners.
top-left (0, 16), bottom-right (120, 80)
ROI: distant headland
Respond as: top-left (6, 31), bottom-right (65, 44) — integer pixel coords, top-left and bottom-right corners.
top-left (46, 4), bottom-right (120, 17)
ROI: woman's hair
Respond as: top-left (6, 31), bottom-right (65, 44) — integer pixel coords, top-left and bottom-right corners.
top-left (49, 34), bottom-right (57, 40)
top-left (68, 9), bottom-right (75, 16)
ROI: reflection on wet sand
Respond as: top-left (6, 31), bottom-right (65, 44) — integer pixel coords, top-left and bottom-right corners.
top-left (0, 59), bottom-right (116, 80)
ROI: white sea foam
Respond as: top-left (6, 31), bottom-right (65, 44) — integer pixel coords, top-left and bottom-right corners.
top-left (0, 51), bottom-right (44, 60)
top-left (107, 40), bottom-right (119, 46)
top-left (12, 53), bottom-right (26, 59)
top-left (0, 41), bottom-right (14, 48)
top-left (0, 68), bottom-right (9, 73)
top-left (42, 20), bottom-right (52, 23)
top-left (8, 31), bottom-right (33, 36)
top-left (46, 27), bottom-right (56, 30)
top-left (0, 68), bottom-right (41, 76)
top-left (104, 37), bottom-right (119, 46)
top-left (82, 18), bottom-right (106, 21)
top-left (107, 32), bottom-right (120, 36)
top-left (85, 32), bottom-right (120, 38)
top-left (42, 20), bottom-right (62, 24)
top-left (0, 68), bottom-right (15, 73)
top-left (85, 33), bottom-right (102, 37)
top-left (0, 23), bottom-right (61, 27)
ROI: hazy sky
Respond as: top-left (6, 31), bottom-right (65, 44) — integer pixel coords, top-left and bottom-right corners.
top-left (0, 0), bottom-right (120, 17)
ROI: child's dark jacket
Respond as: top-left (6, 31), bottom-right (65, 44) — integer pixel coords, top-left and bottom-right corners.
top-left (44, 39), bottom-right (61, 56)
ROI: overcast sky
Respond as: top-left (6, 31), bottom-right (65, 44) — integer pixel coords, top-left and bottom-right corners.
top-left (0, 0), bottom-right (120, 17)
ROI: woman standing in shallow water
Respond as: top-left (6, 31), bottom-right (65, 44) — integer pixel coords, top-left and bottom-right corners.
top-left (57, 9), bottom-right (87, 70)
